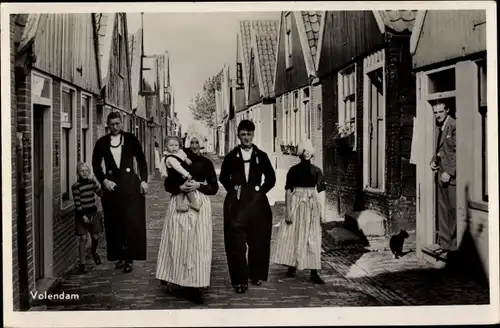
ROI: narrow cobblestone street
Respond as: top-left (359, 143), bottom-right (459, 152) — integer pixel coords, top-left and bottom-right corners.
top-left (37, 158), bottom-right (489, 310)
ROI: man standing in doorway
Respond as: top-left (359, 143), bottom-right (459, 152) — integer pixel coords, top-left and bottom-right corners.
top-left (182, 133), bottom-right (188, 148)
top-left (220, 120), bottom-right (276, 294)
top-left (430, 102), bottom-right (457, 256)
top-left (92, 112), bottom-right (149, 273)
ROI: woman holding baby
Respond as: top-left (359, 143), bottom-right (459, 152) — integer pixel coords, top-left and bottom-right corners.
top-left (155, 132), bottom-right (218, 304)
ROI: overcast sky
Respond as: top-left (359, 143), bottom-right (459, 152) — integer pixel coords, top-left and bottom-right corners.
top-left (127, 11), bottom-right (280, 130)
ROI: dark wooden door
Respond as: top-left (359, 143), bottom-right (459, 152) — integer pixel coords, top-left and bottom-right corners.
top-left (33, 106), bottom-right (45, 280)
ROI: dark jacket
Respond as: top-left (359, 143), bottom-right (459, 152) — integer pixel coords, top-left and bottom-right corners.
top-left (92, 132), bottom-right (148, 195)
top-left (219, 144), bottom-right (276, 194)
top-left (432, 117), bottom-right (456, 178)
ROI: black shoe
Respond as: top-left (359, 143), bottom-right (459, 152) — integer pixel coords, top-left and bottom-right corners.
top-left (123, 261), bottom-right (133, 273)
top-left (92, 253), bottom-right (101, 265)
top-left (187, 289), bottom-right (204, 305)
top-left (79, 264), bottom-right (88, 274)
top-left (310, 270), bottom-right (325, 284)
top-left (234, 284), bottom-right (248, 294)
top-left (287, 267), bottom-right (296, 278)
top-left (250, 279), bottom-right (262, 286)
top-left (115, 260), bottom-right (125, 269)
top-left (160, 280), bottom-right (168, 286)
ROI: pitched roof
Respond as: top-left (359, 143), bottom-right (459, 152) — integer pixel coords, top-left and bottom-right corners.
top-left (17, 14), bottom-right (43, 54)
top-left (301, 11), bottom-right (324, 65)
top-left (129, 28), bottom-right (142, 110)
top-left (95, 13), bottom-right (116, 81)
top-left (239, 20), bottom-right (279, 83)
top-left (375, 10), bottom-right (418, 33)
top-left (253, 31), bottom-right (278, 98)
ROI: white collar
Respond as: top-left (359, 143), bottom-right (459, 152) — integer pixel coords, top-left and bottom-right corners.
top-left (240, 145), bottom-right (253, 153)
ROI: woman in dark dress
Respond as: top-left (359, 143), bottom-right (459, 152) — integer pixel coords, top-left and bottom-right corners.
top-left (155, 134), bottom-right (219, 304)
top-left (271, 139), bottom-right (326, 284)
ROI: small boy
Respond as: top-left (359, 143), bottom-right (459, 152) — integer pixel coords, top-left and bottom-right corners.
top-left (71, 162), bottom-right (103, 274)
top-left (163, 136), bottom-right (200, 212)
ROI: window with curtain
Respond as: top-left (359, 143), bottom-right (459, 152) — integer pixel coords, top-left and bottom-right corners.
top-left (338, 64), bottom-right (357, 151)
top-left (81, 95), bottom-right (91, 163)
top-left (61, 87), bottom-right (75, 205)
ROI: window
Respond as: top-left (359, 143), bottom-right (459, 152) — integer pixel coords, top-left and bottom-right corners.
top-left (236, 62), bottom-right (244, 89)
top-left (365, 66), bottom-right (385, 190)
top-left (292, 91), bottom-right (299, 145)
top-left (61, 87), bottom-right (76, 206)
top-left (285, 12), bottom-right (292, 69)
top-left (302, 87), bottom-right (311, 140)
top-left (477, 59), bottom-right (488, 202)
top-left (317, 104), bottom-right (322, 130)
top-left (81, 94), bottom-right (91, 163)
top-left (118, 14), bottom-right (124, 76)
top-left (96, 104), bottom-right (103, 125)
top-left (250, 49), bottom-right (256, 87)
top-left (338, 64), bottom-right (356, 148)
top-left (273, 104), bottom-right (277, 152)
top-left (282, 94), bottom-right (289, 145)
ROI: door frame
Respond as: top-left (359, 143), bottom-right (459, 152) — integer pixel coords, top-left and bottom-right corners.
top-left (415, 64), bottom-right (458, 258)
top-left (30, 70), bottom-right (54, 279)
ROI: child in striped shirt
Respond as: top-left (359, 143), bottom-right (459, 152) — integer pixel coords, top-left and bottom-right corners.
top-left (72, 162), bottom-right (103, 274)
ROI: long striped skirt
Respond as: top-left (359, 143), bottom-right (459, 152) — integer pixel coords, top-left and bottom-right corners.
top-left (271, 187), bottom-right (322, 270)
top-left (156, 191), bottom-right (212, 287)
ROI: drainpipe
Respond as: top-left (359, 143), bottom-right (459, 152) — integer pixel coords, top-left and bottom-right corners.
top-left (16, 132), bottom-right (30, 310)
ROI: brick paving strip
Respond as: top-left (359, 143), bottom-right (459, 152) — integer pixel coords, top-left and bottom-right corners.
top-left (322, 250), bottom-right (412, 305)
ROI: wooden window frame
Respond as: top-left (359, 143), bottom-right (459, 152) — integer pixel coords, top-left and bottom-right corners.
top-left (118, 14), bottom-right (124, 78)
top-left (80, 92), bottom-right (93, 164)
top-left (338, 63), bottom-right (357, 149)
top-left (251, 49), bottom-right (256, 87)
top-left (317, 104), bottom-right (322, 130)
top-left (476, 58), bottom-right (488, 203)
top-left (302, 87), bottom-right (311, 140)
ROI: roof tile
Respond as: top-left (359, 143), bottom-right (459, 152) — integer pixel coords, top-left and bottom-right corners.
top-left (301, 11), bottom-right (324, 65)
top-left (377, 10), bottom-right (418, 33)
top-left (239, 20), bottom-right (278, 84)
top-left (255, 31), bottom-right (278, 97)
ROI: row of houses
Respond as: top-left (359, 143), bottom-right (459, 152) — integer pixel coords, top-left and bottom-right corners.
top-left (9, 13), bottom-right (178, 311)
top-left (214, 10), bottom-right (489, 278)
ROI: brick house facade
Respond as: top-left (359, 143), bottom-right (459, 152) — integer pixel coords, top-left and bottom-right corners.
top-left (318, 11), bottom-right (417, 238)
top-left (11, 14), bottom-right (101, 311)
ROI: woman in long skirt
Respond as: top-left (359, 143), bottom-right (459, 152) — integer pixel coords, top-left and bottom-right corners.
top-left (156, 133), bottom-right (219, 304)
top-left (271, 139), bottom-right (326, 284)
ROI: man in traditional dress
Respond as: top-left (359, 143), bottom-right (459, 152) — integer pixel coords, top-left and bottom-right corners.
top-left (92, 112), bottom-right (149, 273)
top-left (430, 102), bottom-right (457, 257)
top-left (219, 120), bottom-right (276, 293)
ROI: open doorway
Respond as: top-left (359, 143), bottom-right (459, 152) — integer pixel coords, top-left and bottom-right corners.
top-left (33, 106), bottom-right (44, 280)
top-left (416, 65), bottom-right (458, 261)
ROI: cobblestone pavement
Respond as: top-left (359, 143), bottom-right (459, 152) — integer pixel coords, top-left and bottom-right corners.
top-left (39, 156), bottom-right (489, 310)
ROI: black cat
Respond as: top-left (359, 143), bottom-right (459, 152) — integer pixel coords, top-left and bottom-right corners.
top-left (389, 229), bottom-right (409, 259)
